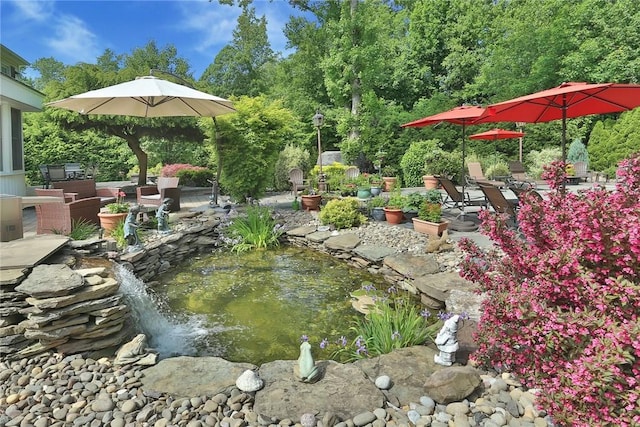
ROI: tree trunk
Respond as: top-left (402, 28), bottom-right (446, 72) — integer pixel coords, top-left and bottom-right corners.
top-left (349, 0), bottom-right (361, 142)
top-left (123, 134), bottom-right (148, 186)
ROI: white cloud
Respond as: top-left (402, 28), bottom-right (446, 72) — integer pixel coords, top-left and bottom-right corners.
top-left (9, 0), bottom-right (55, 22)
top-left (176, 2), bottom-right (238, 54)
top-left (45, 14), bottom-right (101, 63)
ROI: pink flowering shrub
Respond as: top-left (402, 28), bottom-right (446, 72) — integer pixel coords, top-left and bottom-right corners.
top-left (459, 153), bottom-right (640, 426)
top-left (160, 163), bottom-right (207, 177)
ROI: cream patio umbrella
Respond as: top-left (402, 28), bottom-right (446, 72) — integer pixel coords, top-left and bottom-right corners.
top-left (47, 75), bottom-right (235, 201)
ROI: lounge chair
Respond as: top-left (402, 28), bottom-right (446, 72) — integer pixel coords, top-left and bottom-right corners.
top-left (507, 161), bottom-right (537, 189)
top-left (47, 165), bottom-right (68, 184)
top-left (466, 162), bottom-right (506, 188)
top-left (436, 175), bottom-right (486, 215)
top-left (478, 182), bottom-right (519, 227)
top-left (137, 177), bottom-right (181, 212)
top-left (288, 168), bottom-right (309, 195)
top-left (33, 189), bottom-right (101, 235)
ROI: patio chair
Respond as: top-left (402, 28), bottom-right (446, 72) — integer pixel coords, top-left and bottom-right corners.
top-left (507, 161), bottom-right (537, 189)
top-left (34, 191), bottom-right (101, 235)
top-left (47, 165), bottom-right (68, 183)
top-left (136, 177), bottom-right (181, 212)
top-left (38, 165), bottom-right (50, 188)
top-left (64, 163), bottom-right (85, 180)
top-left (345, 166), bottom-right (360, 180)
top-left (572, 161), bottom-right (592, 182)
top-left (288, 168), bottom-right (308, 195)
top-left (478, 182), bottom-right (519, 227)
top-left (466, 162), bottom-right (506, 188)
top-left (435, 175), bottom-right (486, 216)
top-left (35, 188), bottom-right (75, 203)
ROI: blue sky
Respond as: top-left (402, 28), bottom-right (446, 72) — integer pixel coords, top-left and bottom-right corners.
top-left (1, 0), bottom-right (305, 79)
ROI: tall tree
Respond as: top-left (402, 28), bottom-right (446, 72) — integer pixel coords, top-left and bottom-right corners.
top-left (200, 6), bottom-right (275, 97)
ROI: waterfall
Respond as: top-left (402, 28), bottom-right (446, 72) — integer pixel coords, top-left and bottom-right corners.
top-left (115, 264), bottom-right (208, 358)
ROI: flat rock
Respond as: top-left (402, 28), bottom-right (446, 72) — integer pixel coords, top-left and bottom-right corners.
top-left (413, 272), bottom-right (475, 304)
top-left (15, 265), bottom-right (84, 298)
top-left (254, 359), bottom-right (384, 422)
top-left (0, 269), bottom-right (26, 286)
top-left (352, 246), bottom-right (397, 263)
top-left (286, 226), bottom-right (318, 237)
top-left (423, 366), bottom-right (482, 404)
top-left (383, 254), bottom-right (439, 278)
top-left (306, 231), bottom-right (333, 243)
top-left (141, 356), bottom-right (257, 398)
top-left (445, 288), bottom-right (484, 322)
top-left (324, 234), bottom-right (360, 251)
top-left (354, 346), bottom-right (442, 406)
top-left (25, 280), bottom-right (119, 310)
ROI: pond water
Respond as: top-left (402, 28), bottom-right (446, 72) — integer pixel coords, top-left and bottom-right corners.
top-left (118, 246), bottom-right (391, 365)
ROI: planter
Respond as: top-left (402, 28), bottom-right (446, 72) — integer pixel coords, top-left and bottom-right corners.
top-left (382, 177), bottom-right (397, 192)
top-left (98, 212), bottom-right (128, 236)
top-left (403, 210), bottom-right (419, 222)
top-left (357, 188), bottom-right (372, 199)
top-left (422, 175), bottom-right (439, 190)
top-left (370, 207), bottom-right (386, 221)
top-left (383, 207), bottom-right (404, 224)
top-left (301, 195), bottom-right (322, 211)
top-left (412, 217), bottom-right (449, 236)
top-left (370, 186), bottom-right (382, 197)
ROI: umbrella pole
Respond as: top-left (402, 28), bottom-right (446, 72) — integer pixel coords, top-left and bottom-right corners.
top-left (461, 123), bottom-right (466, 213)
top-left (212, 117), bottom-right (221, 206)
top-left (561, 97), bottom-right (567, 192)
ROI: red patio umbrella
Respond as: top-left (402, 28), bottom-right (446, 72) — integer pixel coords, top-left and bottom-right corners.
top-left (475, 82), bottom-right (640, 161)
top-left (469, 128), bottom-right (525, 140)
top-left (401, 105), bottom-right (485, 197)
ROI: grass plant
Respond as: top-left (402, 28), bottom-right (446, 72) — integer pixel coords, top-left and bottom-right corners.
top-left (52, 218), bottom-right (99, 240)
top-left (225, 206), bottom-right (283, 253)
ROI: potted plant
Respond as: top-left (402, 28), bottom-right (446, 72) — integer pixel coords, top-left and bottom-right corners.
top-left (368, 195), bottom-right (387, 221)
top-left (356, 174), bottom-right (372, 199)
top-left (300, 188), bottom-right (322, 211)
top-left (98, 191), bottom-right (130, 236)
top-left (383, 191), bottom-right (407, 224)
top-left (381, 166), bottom-right (398, 192)
top-left (412, 198), bottom-right (448, 236)
top-left (402, 192), bottom-right (425, 222)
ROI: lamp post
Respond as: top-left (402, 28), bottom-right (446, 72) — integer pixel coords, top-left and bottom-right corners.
top-left (516, 122), bottom-right (526, 163)
top-left (312, 110), bottom-right (326, 191)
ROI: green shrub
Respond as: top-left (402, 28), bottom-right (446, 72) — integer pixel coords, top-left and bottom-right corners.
top-left (403, 192), bottom-right (425, 213)
top-left (418, 201), bottom-right (442, 222)
top-left (567, 138), bottom-right (590, 167)
top-left (309, 162), bottom-right (349, 192)
top-left (224, 206), bottom-right (283, 253)
top-left (526, 147), bottom-right (562, 179)
top-left (484, 162), bottom-right (510, 180)
top-left (367, 195), bottom-right (387, 208)
top-left (110, 220), bottom-right (127, 250)
top-left (319, 198), bottom-right (367, 229)
top-left (386, 191), bottom-right (408, 209)
top-left (400, 140), bottom-right (440, 187)
top-left (176, 168), bottom-right (215, 187)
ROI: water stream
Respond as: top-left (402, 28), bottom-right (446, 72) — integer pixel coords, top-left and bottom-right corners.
top-left (117, 246), bottom-right (389, 365)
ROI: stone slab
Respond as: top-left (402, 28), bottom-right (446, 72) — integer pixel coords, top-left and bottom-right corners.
top-left (286, 225), bottom-right (317, 237)
top-left (413, 272), bottom-right (475, 304)
top-left (0, 234), bottom-right (69, 270)
top-left (352, 246), bottom-right (397, 263)
top-left (383, 254), bottom-right (439, 279)
top-left (324, 233), bottom-right (360, 250)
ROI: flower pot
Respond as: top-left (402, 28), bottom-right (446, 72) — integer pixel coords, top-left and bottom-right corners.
top-left (370, 207), bottom-right (386, 221)
top-left (301, 195), bottom-right (322, 211)
top-left (383, 207), bottom-right (404, 224)
top-left (370, 186), bottom-right (382, 197)
top-left (357, 188), bottom-right (372, 199)
top-left (412, 217), bottom-right (448, 236)
top-left (422, 175), bottom-right (439, 190)
top-left (98, 212), bottom-right (128, 236)
top-left (382, 177), bottom-right (397, 192)
top-left (403, 210), bottom-right (419, 222)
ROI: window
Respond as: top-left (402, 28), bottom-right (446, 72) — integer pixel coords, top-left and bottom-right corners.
top-left (11, 108), bottom-right (23, 171)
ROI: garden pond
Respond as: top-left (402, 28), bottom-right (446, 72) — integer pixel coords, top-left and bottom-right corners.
top-left (117, 246), bottom-right (393, 365)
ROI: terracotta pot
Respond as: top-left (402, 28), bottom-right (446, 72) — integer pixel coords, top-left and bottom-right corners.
top-left (382, 177), bottom-right (397, 192)
top-left (383, 207), bottom-right (404, 224)
top-left (422, 175), bottom-right (439, 190)
top-left (301, 195), bottom-right (322, 211)
top-left (412, 217), bottom-right (448, 236)
top-left (98, 212), bottom-right (128, 236)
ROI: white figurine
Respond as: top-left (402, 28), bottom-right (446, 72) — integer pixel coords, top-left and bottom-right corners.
top-left (434, 314), bottom-right (460, 366)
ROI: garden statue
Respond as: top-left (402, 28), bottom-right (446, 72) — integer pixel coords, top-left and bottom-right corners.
top-left (434, 314), bottom-right (460, 366)
top-left (294, 341), bottom-right (320, 383)
top-left (157, 198), bottom-right (173, 234)
top-left (124, 204), bottom-right (142, 250)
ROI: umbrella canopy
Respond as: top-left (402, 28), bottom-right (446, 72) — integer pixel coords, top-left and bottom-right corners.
top-left (401, 105), bottom-right (485, 199)
top-left (469, 128), bottom-right (525, 140)
top-left (475, 82), bottom-right (640, 161)
top-left (46, 75), bottom-right (236, 118)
